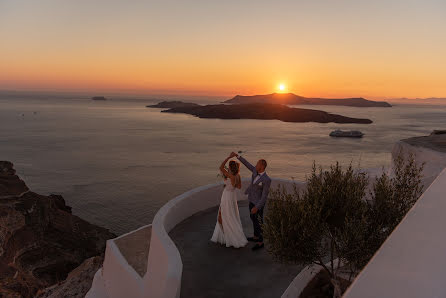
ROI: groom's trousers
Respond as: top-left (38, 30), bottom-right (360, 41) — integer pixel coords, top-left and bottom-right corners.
top-left (249, 202), bottom-right (264, 242)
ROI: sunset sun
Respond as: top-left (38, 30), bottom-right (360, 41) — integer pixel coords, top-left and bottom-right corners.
top-left (278, 84), bottom-right (286, 93)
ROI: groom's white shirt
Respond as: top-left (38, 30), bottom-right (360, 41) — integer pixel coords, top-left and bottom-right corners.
top-left (253, 171), bottom-right (265, 184)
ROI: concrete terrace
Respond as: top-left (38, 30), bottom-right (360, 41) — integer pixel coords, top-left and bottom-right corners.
top-left (170, 200), bottom-right (304, 298)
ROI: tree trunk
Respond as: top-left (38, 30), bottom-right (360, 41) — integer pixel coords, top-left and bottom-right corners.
top-left (331, 278), bottom-right (342, 298)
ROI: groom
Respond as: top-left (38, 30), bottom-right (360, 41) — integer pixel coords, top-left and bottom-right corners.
top-left (230, 152), bottom-right (271, 251)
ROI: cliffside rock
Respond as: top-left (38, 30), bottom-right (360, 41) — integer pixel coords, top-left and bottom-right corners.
top-left (0, 161), bottom-right (115, 297)
top-left (401, 132), bottom-right (446, 153)
top-left (430, 130), bottom-right (446, 136)
top-left (0, 161), bottom-right (29, 197)
top-left (36, 256), bottom-right (103, 298)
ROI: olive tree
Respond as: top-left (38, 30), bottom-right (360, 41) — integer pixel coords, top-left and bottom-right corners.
top-left (362, 152), bottom-right (424, 264)
top-left (264, 163), bottom-right (369, 298)
top-left (263, 154), bottom-right (424, 298)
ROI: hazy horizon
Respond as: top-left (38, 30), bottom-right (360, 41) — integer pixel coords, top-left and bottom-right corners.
top-left (1, 89), bottom-right (446, 104)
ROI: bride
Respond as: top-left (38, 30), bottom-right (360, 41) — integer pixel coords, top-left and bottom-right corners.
top-left (211, 154), bottom-right (248, 248)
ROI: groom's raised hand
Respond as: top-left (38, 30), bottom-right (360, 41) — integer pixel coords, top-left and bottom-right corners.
top-left (229, 152), bottom-right (238, 158)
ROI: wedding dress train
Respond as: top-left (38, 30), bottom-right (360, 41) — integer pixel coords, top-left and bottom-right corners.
top-left (211, 179), bottom-right (248, 248)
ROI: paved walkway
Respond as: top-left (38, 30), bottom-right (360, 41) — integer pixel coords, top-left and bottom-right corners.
top-left (169, 200), bottom-right (304, 298)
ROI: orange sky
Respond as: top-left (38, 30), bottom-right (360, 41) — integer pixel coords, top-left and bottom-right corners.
top-left (1, 0), bottom-right (445, 99)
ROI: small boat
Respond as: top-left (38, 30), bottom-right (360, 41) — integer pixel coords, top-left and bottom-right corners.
top-left (91, 96), bottom-right (107, 101)
top-left (329, 130), bottom-right (364, 138)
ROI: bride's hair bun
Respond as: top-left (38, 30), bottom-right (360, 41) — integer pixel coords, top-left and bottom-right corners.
top-left (228, 160), bottom-right (240, 175)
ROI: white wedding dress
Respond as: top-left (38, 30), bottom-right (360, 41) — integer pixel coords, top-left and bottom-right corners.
top-left (211, 179), bottom-right (248, 248)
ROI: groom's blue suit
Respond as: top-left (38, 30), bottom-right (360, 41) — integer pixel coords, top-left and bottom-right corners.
top-left (238, 156), bottom-right (272, 242)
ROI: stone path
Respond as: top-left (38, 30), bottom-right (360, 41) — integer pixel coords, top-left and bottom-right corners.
top-left (169, 200), bottom-right (304, 298)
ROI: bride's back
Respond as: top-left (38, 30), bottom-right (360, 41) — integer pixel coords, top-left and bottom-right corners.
top-left (225, 174), bottom-right (241, 190)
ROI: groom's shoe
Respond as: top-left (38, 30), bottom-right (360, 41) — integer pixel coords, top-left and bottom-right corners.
top-left (252, 243), bottom-right (264, 251)
top-left (247, 237), bottom-right (259, 242)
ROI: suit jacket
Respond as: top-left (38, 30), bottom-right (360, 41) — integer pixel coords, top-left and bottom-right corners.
top-left (237, 156), bottom-right (272, 209)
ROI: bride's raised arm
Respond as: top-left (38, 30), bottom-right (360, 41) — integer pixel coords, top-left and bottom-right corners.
top-left (219, 156), bottom-right (235, 180)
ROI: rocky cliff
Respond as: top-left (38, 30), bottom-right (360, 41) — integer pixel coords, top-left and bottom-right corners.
top-left (0, 161), bottom-right (115, 297)
top-left (37, 256), bottom-right (104, 297)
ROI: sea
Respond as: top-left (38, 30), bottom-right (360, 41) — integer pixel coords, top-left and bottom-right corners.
top-left (1, 93), bottom-right (445, 235)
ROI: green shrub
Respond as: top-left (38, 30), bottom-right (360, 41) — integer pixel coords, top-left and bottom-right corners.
top-left (363, 152), bottom-right (424, 265)
top-left (263, 154), bottom-right (424, 298)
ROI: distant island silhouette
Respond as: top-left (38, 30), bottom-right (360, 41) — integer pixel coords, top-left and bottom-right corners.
top-left (147, 101), bottom-right (200, 108)
top-left (147, 101), bottom-right (373, 124)
top-left (224, 93), bottom-right (392, 107)
top-left (91, 96), bottom-right (107, 100)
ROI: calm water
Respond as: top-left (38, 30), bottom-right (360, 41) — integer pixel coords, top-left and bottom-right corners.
top-left (1, 96), bottom-right (445, 234)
